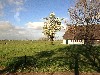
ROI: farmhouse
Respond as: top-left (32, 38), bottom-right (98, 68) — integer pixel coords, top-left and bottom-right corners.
top-left (63, 25), bottom-right (100, 45)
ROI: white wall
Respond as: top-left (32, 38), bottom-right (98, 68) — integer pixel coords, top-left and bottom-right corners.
top-left (68, 40), bottom-right (84, 44)
top-left (63, 39), bottom-right (67, 44)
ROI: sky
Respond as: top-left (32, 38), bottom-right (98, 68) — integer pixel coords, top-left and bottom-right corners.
top-left (0, 0), bottom-right (75, 40)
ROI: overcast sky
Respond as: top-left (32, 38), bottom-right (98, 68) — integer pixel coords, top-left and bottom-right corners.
top-left (0, 0), bottom-right (75, 40)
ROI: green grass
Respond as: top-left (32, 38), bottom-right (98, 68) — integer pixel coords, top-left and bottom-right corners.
top-left (0, 40), bottom-right (100, 73)
top-left (0, 40), bottom-right (68, 72)
top-left (0, 40), bottom-right (65, 57)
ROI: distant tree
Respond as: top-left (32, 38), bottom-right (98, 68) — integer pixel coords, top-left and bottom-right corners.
top-left (39, 37), bottom-right (49, 41)
top-left (43, 12), bottom-right (63, 43)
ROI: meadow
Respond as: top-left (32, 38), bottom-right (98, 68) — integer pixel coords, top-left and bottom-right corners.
top-left (0, 40), bottom-right (100, 74)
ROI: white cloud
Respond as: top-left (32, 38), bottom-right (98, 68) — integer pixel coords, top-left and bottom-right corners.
top-left (0, 2), bottom-right (3, 10)
top-left (26, 21), bottom-right (66, 40)
top-left (0, 10), bottom-right (4, 16)
top-left (0, 21), bottom-right (27, 40)
top-left (0, 21), bottom-right (65, 40)
top-left (0, 21), bottom-right (14, 30)
top-left (8, 0), bottom-right (25, 22)
top-left (0, 1), bottom-right (5, 16)
top-left (0, 21), bottom-right (44, 40)
top-left (15, 7), bottom-right (24, 12)
top-left (14, 12), bottom-right (20, 22)
top-left (0, 0), bottom-right (25, 21)
top-left (26, 22), bottom-right (44, 30)
top-left (7, 0), bottom-right (25, 12)
top-left (8, 0), bottom-right (24, 6)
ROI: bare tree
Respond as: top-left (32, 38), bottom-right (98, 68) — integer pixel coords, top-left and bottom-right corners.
top-left (67, 0), bottom-right (100, 74)
top-left (69, 0), bottom-right (99, 25)
top-left (68, 0), bottom-right (100, 44)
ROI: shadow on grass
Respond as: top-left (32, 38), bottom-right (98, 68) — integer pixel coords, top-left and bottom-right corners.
top-left (79, 45), bottom-right (100, 72)
top-left (0, 50), bottom-right (55, 74)
top-left (57, 45), bottom-right (100, 73)
top-left (0, 45), bottom-right (100, 74)
top-left (0, 56), bottom-right (37, 74)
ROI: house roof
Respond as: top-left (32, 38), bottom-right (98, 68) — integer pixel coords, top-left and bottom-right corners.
top-left (63, 24), bottom-right (100, 40)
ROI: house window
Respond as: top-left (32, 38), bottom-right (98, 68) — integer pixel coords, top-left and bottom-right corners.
top-left (77, 40), bottom-right (78, 42)
top-left (71, 40), bottom-right (72, 42)
top-left (75, 40), bottom-right (76, 42)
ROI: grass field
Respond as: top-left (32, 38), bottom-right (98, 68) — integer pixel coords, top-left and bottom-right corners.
top-left (0, 40), bottom-right (68, 72)
top-left (0, 40), bottom-right (100, 73)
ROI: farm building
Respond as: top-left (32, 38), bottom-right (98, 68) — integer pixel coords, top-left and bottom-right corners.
top-left (63, 25), bottom-right (100, 45)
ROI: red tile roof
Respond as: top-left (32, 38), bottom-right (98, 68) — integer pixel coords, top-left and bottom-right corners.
top-left (63, 24), bottom-right (100, 40)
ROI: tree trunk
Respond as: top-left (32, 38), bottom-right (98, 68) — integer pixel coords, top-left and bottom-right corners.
top-left (50, 37), bottom-right (54, 41)
top-left (50, 35), bottom-right (54, 45)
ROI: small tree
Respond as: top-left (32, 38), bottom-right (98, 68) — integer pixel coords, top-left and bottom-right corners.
top-left (43, 12), bottom-right (63, 43)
